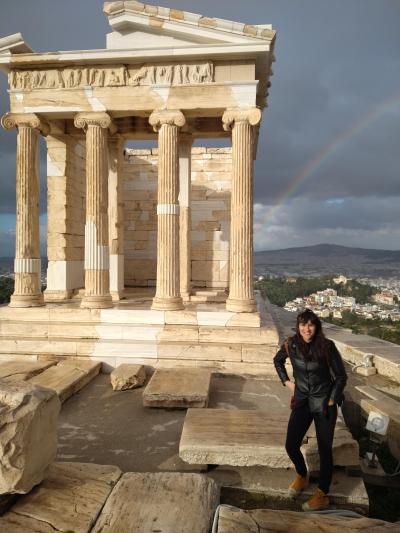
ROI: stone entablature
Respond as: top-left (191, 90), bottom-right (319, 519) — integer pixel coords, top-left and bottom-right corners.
top-left (9, 61), bottom-right (214, 90)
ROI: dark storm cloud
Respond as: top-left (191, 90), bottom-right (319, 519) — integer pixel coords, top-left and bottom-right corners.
top-left (0, 0), bottom-right (399, 252)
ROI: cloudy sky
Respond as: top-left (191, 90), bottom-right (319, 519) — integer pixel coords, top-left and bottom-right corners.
top-left (0, 0), bottom-right (399, 255)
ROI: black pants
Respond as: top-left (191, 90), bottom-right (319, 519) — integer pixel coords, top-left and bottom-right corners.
top-left (285, 401), bottom-right (337, 494)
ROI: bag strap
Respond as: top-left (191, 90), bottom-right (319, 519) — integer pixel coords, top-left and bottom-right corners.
top-left (284, 339), bottom-right (289, 356)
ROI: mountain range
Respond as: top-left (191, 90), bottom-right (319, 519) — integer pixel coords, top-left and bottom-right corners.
top-left (254, 244), bottom-right (400, 277)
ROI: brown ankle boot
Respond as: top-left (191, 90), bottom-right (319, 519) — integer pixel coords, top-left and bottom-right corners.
top-left (288, 473), bottom-right (309, 497)
top-left (302, 488), bottom-right (329, 511)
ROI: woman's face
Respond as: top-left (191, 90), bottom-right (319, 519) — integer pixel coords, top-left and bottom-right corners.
top-left (299, 320), bottom-right (317, 343)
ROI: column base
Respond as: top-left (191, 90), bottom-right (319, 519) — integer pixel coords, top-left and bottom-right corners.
top-left (44, 289), bottom-right (73, 302)
top-left (9, 293), bottom-right (45, 308)
top-left (81, 294), bottom-right (113, 309)
top-left (111, 290), bottom-right (125, 302)
top-left (226, 297), bottom-right (257, 313)
top-left (151, 296), bottom-right (184, 311)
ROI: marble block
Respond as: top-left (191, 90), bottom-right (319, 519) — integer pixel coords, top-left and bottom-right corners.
top-left (143, 368), bottom-right (212, 408)
top-left (110, 364), bottom-right (146, 391)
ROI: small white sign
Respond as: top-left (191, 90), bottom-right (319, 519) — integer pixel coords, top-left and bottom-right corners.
top-left (366, 411), bottom-right (390, 436)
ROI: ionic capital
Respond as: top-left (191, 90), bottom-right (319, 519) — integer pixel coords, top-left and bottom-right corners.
top-left (222, 107), bottom-right (262, 131)
top-left (1, 112), bottom-right (50, 136)
top-left (74, 112), bottom-right (117, 134)
top-left (149, 109), bottom-right (186, 132)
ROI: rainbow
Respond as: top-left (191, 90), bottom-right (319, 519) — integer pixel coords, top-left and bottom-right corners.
top-left (257, 93), bottom-right (400, 226)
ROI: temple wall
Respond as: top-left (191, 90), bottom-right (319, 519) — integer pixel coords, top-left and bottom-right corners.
top-left (123, 147), bottom-right (232, 289)
top-left (46, 135), bottom-right (86, 293)
top-left (190, 147), bottom-right (231, 289)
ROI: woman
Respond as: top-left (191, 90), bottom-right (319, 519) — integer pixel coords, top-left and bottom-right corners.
top-left (273, 309), bottom-right (347, 511)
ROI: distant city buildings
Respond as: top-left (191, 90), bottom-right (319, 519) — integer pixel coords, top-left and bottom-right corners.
top-left (284, 275), bottom-right (400, 321)
top-left (373, 292), bottom-right (395, 306)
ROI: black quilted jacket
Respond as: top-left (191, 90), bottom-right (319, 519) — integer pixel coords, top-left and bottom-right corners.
top-left (273, 336), bottom-right (348, 414)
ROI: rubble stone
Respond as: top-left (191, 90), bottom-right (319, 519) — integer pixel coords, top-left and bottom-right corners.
top-left (110, 363), bottom-right (146, 390)
top-left (0, 380), bottom-right (60, 494)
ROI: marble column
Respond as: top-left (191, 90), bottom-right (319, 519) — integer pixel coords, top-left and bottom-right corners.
top-left (74, 112), bottom-right (116, 309)
top-left (149, 109), bottom-right (185, 311)
top-left (1, 113), bottom-right (49, 307)
top-left (108, 135), bottom-right (125, 301)
top-left (222, 107), bottom-right (261, 313)
top-left (178, 134), bottom-right (193, 301)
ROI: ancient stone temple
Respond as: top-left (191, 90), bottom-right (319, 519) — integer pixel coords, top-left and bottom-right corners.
top-left (0, 2), bottom-right (278, 372)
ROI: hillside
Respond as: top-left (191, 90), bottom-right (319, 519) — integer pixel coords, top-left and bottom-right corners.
top-left (254, 244), bottom-right (400, 277)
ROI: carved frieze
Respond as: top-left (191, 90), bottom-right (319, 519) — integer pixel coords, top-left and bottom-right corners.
top-left (9, 62), bottom-right (214, 91)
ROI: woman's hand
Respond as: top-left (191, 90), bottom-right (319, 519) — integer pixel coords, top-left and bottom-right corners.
top-left (284, 380), bottom-right (295, 392)
top-left (328, 399), bottom-right (335, 406)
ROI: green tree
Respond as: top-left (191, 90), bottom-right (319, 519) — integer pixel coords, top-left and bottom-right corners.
top-left (0, 277), bottom-right (14, 304)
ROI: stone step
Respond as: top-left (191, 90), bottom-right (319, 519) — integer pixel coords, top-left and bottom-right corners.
top-left (0, 305), bottom-right (264, 328)
top-left (190, 294), bottom-right (227, 303)
top-left (179, 409), bottom-right (359, 468)
top-left (29, 359), bottom-right (101, 402)
top-left (143, 368), bottom-right (212, 408)
top-left (210, 468), bottom-right (369, 514)
top-left (0, 336), bottom-right (277, 368)
top-left (91, 472), bottom-right (219, 533)
top-left (0, 320), bottom-right (277, 344)
top-left (0, 462), bottom-right (122, 533)
top-left (216, 505), bottom-right (399, 532)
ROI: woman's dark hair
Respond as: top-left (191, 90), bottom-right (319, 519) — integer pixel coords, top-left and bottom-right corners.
top-left (295, 309), bottom-right (331, 362)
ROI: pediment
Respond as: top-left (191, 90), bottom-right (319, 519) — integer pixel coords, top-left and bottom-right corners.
top-left (104, 1), bottom-right (275, 50)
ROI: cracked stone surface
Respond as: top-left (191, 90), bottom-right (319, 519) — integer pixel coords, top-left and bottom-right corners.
top-left (0, 462), bottom-right (122, 533)
top-left (92, 472), bottom-right (219, 533)
top-left (216, 506), bottom-right (400, 532)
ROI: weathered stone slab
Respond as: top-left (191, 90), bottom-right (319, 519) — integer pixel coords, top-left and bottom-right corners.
top-left (3, 462), bottom-right (122, 533)
top-left (0, 381), bottom-right (60, 495)
top-left (29, 359), bottom-right (101, 402)
top-left (0, 360), bottom-right (56, 382)
top-left (180, 409), bottom-right (359, 468)
top-left (91, 472), bottom-right (219, 533)
top-left (143, 368), bottom-right (212, 408)
top-left (110, 363), bottom-right (146, 391)
top-left (180, 410), bottom-right (288, 466)
top-left (216, 506), bottom-right (398, 532)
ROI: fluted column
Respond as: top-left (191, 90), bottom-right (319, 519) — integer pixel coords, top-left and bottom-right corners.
top-left (179, 134), bottom-right (193, 301)
top-left (74, 112), bottom-right (116, 309)
top-left (149, 109), bottom-right (185, 310)
top-left (222, 108), bottom-right (261, 313)
top-left (108, 135), bottom-right (125, 301)
top-left (1, 113), bottom-right (49, 307)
